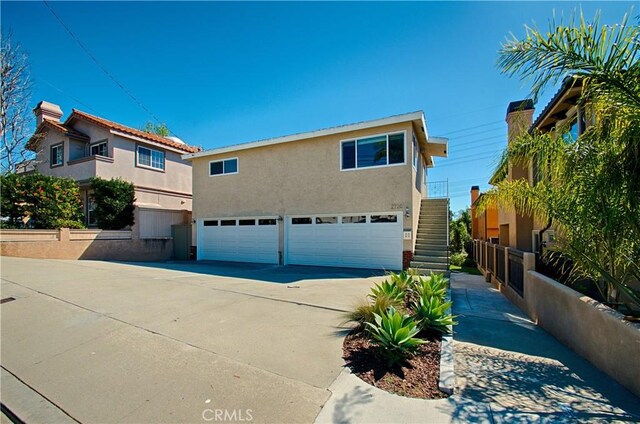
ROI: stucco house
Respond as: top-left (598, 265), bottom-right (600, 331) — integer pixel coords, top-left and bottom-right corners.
top-left (183, 111), bottom-right (449, 271)
top-left (25, 101), bottom-right (199, 230)
top-left (477, 77), bottom-right (586, 253)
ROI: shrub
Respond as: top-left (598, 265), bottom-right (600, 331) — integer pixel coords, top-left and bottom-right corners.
top-left (450, 251), bottom-right (468, 267)
top-left (415, 275), bottom-right (447, 302)
top-left (89, 177), bottom-right (135, 230)
top-left (413, 293), bottom-right (457, 334)
top-left (365, 306), bottom-right (425, 366)
top-left (343, 294), bottom-right (401, 327)
top-left (369, 279), bottom-right (404, 303)
top-left (0, 173), bottom-right (84, 229)
top-left (387, 271), bottom-right (413, 292)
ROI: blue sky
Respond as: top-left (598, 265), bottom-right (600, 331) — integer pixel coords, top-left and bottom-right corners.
top-left (2, 1), bottom-right (634, 212)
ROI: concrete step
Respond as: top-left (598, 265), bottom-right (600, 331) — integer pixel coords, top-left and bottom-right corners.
top-left (416, 236), bottom-right (448, 242)
top-left (410, 261), bottom-right (449, 270)
top-left (413, 255), bottom-right (448, 264)
top-left (414, 244), bottom-right (448, 253)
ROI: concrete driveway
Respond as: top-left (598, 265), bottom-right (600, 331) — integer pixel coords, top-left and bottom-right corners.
top-left (0, 257), bottom-right (384, 423)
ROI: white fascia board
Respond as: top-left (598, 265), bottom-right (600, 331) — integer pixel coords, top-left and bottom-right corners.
top-left (182, 111), bottom-right (425, 161)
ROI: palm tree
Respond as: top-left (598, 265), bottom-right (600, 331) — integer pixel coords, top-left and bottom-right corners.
top-left (479, 9), bottom-right (640, 315)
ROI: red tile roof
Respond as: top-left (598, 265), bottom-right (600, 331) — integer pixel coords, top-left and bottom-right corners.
top-left (27, 119), bottom-right (90, 150)
top-left (68, 109), bottom-right (200, 153)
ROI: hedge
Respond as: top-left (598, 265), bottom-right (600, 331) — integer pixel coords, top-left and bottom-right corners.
top-left (89, 177), bottom-right (135, 230)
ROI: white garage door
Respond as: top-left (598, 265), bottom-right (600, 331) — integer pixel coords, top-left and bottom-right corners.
top-left (197, 217), bottom-right (279, 264)
top-left (285, 212), bottom-right (403, 270)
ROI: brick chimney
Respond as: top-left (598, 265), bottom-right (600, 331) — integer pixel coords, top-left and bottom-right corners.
top-left (33, 101), bottom-right (63, 126)
top-left (470, 185), bottom-right (480, 239)
top-left (505, 99), bottom-right (534, 144)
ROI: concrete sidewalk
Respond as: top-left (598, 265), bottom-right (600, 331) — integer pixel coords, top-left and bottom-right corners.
top-left (316, 272), bottom-right (640, 423)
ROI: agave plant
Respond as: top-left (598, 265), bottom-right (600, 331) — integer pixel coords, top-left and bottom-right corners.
top-left (414, 274), bottom-right (448, 302)
top-left (343, 294), bottom-right (401, 327)
top-left (387, 271), bottom-right (414, 292)
top-left (413, 294), bottom-right (457, 334)
top-left (365, 306), bottom-right (425, 366)
top-left (369, 279), bottom-right (404, 303)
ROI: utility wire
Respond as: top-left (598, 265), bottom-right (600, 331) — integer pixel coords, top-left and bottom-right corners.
top-left (42, 0), bottom-right (180, 139)
top-left (439, 120), bottom-right (503, 136)
top-left (38, 77), bottom-right (100, 114)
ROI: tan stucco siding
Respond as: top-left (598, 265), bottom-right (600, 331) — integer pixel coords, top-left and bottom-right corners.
top-left (191, 122), bottom-right (416, 250)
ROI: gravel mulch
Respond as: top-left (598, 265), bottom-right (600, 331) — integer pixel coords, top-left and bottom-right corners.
top-left (342, 330), bottom-right (448, 399)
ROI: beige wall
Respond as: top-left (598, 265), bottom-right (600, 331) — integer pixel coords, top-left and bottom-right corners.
top-left (0, 228), bottom-right (172, 261)
top-left (191, 122), bottom-right (422, 251)
top-left (32, 121), bottom-right (192, 210)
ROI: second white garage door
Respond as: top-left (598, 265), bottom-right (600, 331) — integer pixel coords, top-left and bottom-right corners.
top-left (285, 212), bottom-right (403, 270)
top-left (197, 217), bottom-right (279, 264)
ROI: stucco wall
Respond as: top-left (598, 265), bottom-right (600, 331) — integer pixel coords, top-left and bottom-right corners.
top-left (191, 122), bottom-right (417, 251)
top-left (0, 228), bottom-right (172, 261)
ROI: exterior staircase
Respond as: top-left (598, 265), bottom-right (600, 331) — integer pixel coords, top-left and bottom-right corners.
top-left (410, 198), bottom-right (450, 276)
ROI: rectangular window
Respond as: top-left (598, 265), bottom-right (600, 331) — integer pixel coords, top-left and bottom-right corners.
top-left (371, 214), bottom-right (398, 223)
top-left (90, 141), bottom-right (108, 157)
top-left (239, 219), bottom-right (255, 226)
top-left (292, 217), bottom-right (312, 225)
top-left (258, 219), bottom-right (277, 226)
top-left (137, 146), bottom-right (165, 170)
top-left (341, 132), bottom-right (405, 170)
top-left (220, 219), bottom-right (236, 226)
top-left (87, 197), bottom-right (97, 226)
top-left (210, 158), bottom-right (238, 176)
top-left (51, 143), bottom-right (63, 167)
top-left (316, 216), bottom-right (337, 224)
top-left (203, 220), bottom-right (218, 226)
top-left (342, 215), bottom-right (366, 224)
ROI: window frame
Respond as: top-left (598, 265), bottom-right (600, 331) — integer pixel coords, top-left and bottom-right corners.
top-left (412, 133), bottom-right (419, 169)
top-left (50, 142), bottom-right (64, 168)
top-left (339, 130), bottom-right (406, 171)
top-left (209, 157), bottom-right (239, 177)
top-left (136, 144), bottom-right (166, 172)
top-left (90, 140), bottom-right (109, 157)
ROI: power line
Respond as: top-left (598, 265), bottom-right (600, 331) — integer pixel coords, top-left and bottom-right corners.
top-left (42, 0), bottom-right (180, 138)
top-left (37, 77), bottom-right (100, 114)
top-left (439, 120), bottom-right (503, 136)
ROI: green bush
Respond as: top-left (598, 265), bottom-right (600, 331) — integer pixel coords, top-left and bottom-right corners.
top-left (365, 306), bottom-right (425, 366)
top-left (369, 279), bottom-right (404, 303)
top-left (450, 251), bottom-right (468, 267)
top-left (387, 271), bottom-right (413, 292)
top-left (413, 293), bottom-right (457, 334)
top-left (89, 177), bottom-right (135, 230)
top-left (415, 275), bottom-right (447, 302)
top-left (0, 173), bottom-right (84, 229)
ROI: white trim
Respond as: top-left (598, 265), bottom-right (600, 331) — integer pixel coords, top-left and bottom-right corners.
top-left (339, 130), bottom-right (407, 172)
top-left (209, 157), bottom-right (239, 177)
top-left (183, 111), bottom-right (425, 160)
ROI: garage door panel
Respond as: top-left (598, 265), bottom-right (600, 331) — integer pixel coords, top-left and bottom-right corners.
top-left (199, 218), bottom-right (279, 264)
top-left (286, 213), bottom-right (402, 270)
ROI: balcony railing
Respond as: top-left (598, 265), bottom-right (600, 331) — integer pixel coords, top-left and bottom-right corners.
top-left (427, 180), bottom-right (448, 199)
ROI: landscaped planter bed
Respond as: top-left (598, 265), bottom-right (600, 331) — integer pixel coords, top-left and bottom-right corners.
top-left (341, 271), bottom-right (454, 400)
top-left (343, 329), bottom-right (447, 399)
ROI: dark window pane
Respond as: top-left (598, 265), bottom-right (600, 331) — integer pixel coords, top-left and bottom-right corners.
top-left (292, 217), bottom-right (312, 225)
top-left (342, 141), bottom-right (355, 169)
top-left (357, 136), bottom-right (387, 168)
top-left (210, 161), bottom-right (223, 175)
top-left (138, 147), bottom-right (151, 167)
top-left (239, 219), bottom-right (255, 226)
top-left (342, 215), bottom-right (366, 224)
top-left (258, 219), bottom-right (277, 225)
top-left (203, 220), bottom-right (218, 226)
top-left (371, 214), bottom-right (398, 223)
top-left (221, 219), bottom-right (236, 226)
top-left (316, 216), bottom-right (337, 224)
top-left (388, 133), bottom-right (405, 164)
top-left (224, 158), bottom-right (238, 173)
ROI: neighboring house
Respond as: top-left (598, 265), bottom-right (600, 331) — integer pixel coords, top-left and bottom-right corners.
top-left (478, 77), bottom-right (585, 252)
top-left (183, 111), bottom-right (448, 270)
top-left (470, 185), bottom-right (498, 243)
top-left (26, 101), bottom-right (199, 230)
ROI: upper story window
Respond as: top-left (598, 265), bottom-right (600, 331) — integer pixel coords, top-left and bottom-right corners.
top-left (90, 141), bottom-right (108, 157)
top-left (137, 145), bottom-right (165, 171)
top-left (562, 108), bottom-right (587, 143)
top-left (210, 158), bottom-right (238, 176)
top-left (50, 143), bottom-right (63, 167)
top-left (341, 132), bottom-right (405, 170)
